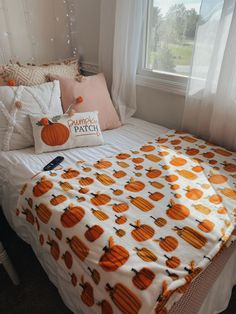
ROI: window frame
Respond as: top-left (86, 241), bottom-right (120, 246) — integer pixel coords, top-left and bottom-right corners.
top-left (137, 0), bottom-right (190, 96)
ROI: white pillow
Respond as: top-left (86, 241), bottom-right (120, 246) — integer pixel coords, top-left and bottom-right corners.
top-left (30, 111), bottom-right (104, 154)
top-left (0, 81), bottom-right (62, 151)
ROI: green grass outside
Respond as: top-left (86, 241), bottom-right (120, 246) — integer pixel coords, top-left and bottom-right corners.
top-left (148, 41), bottom-right (194, 69)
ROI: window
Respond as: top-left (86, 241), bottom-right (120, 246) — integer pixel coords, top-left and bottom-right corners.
top-left (138, 0), bottom-right (201, 94)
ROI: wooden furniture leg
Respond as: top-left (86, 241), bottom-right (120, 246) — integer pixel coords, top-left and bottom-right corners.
top-left (0, 241), bottom-right (20, 285)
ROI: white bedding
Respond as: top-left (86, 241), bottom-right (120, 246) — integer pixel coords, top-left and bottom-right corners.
top-left (0, 117), bottom-right (235, 314)
top-left (0, 117), bottom-right (168, 230)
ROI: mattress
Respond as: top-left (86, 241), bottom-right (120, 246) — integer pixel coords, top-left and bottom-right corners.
top-left (0, 117), bottom-right (235, 314)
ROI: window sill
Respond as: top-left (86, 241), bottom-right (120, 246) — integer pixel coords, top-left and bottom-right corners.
top-left (136, 73), bottom-right (187, 96)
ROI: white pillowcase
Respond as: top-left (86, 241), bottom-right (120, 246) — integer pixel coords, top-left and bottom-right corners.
top-left (30, 111), bottom-right (104, 154)
top-left (0, 81), bottom-right (62, 151)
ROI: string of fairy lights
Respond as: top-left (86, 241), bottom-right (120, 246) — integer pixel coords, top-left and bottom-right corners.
top-left (0, 0), bottom-right (78, 64)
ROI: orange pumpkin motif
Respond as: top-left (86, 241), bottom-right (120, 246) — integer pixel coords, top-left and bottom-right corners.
top-left (176, 170), bottom-right (197, 180)
top-left (150, 216), bottom-right (167, 227)
top-left (113, 170), bottom-right (126, 178)
top-left (97, 300), bottom-right (113, 314)
top-left (91, 193), bottom-right (111, 206)
top-left (61, 204), bottom-right (85, 227)
top-left (144, 154), bottom-right (161, 162)
top-left (91, 208), bottom-right (109, 221)
top-left (166, 200), bottom-right (190, 220)
top-left (116, 153), bottom-right (131, 160)
top-left (94, 160), bottom-right (112, 169)
top-left (149, 181), bottom-right (164, 189)
top-left (115, 215), bottom-right (127, 225)
top-left (129, 196), bottom-right (154, 212)
top-left (155, 236), bottom-right (179, 252)
top-left (80, 276), bottom-right (94, 307)
top-left (196, 219), bottom-right (215, 233)
top-left (85, 224), bottom-right (104, 242)
top-left (51, 227), bottom-right (62, 240)
top-left (35, 203), bottom-right (52, 224)
top-left (61, 168), bottom-right (79, 179)
top-left (62, 251), bottom-right (73, 269)
top-left (185, 186), bottom-right (203, 200)
top-left (170, 157), bottom-right (187, 167)
top-left (67, 236), bottom-right (89, 261)
top-left (22, 208), bottom-right (35, 225)
top-left (208, 174), bottom-right (228, 184)
top-left (130, 220), bottom-right (155, 242)
top-left (140, 145), bottom-right (155, 152)
top-left (112, 202), bottom-right (129, 213)
top-left (148, 191), bottom-right (164, 201)
top-left (88, 267), bottom-right (100, 285)
top-left (221, 162), bottom-right (236, 172)
top-left (39, 119), bottom-right (70, 146)
top-left (173, 226), bottom-right (207, 249)
top-left (47, 238), bottom-right (60, 260)
top-left (146, 168), bottom-right (162, 178)
top-left (125, 178), bottom-right (145, 192)
top-left (106, 283), bottom-right (141, 314)
top-left (50, 194), bottom-right (67, 206)
top-left (33, 176), bottom-right (53, 197)
top-left (99, 237), bottom-right (129, 272)
top-left (164, 255), bottom-right (180, 269)
top-left (95, 173), bottom-right (115, 186)
top-left (212, 148), bottom-right (232, 157)
top-left (79, 177), bottom-right (94, 186)
top-left (131, 267), bottom-right (155, 290)
top-left (135, 247), bottom-right (157, 262)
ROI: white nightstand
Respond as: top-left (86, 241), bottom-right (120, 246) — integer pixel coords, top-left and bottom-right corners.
top-left (0, 241), bottom-right (20, 285)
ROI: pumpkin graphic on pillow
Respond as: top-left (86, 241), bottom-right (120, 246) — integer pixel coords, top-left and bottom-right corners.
top-left (37, 117), bottom-right (69, 146)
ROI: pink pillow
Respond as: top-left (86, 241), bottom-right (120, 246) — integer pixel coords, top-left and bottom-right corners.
top-left (49, 73), bottom-right (121, 131)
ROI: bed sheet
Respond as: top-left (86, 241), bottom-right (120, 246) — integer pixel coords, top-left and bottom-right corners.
top-left (0, 117), bottom-right (168, 230)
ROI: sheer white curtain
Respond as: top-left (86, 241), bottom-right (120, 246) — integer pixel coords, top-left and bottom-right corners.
top-left (182, 0), bottom-right (236, 151)
top-left (99, 0), bottom-right (145, 123)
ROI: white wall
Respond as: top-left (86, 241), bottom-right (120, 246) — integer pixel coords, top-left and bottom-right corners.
top-left (0, 0), bottom-right (185, 129)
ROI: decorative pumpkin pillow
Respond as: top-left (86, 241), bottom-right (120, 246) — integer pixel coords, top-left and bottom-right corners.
top-left (1, 58), bottom-right (80, 86)
top-left (48, 73), bottom-right (121, 131)
top-left (30, 111), bottom-right (104, 154)
top-left (0, 80), bottom-right (62, 151)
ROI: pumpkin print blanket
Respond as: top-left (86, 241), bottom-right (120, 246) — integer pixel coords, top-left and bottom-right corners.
top-left (15, 130), bottom-right (236, 314)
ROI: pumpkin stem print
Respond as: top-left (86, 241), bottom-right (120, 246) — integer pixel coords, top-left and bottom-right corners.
top-left (37, 118), bottom-right (70, 146)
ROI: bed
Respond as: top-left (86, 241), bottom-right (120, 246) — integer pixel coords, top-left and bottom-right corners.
top-left (0, 117), bottom-right (235, 314)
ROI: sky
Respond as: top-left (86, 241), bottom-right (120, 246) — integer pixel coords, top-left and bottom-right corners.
top-left (154, 0), bottom-right (201, 15)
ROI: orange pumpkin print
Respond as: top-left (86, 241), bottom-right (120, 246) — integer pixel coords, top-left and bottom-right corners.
top-left (111, 188), bottom-right (123, 196)
top-left (148, 191), bottom-right (164, 201)
top-left (91, 208), bottom-right (109, 221)
top-left (208, 174), bottom-right (228, 184)
top-left (62, 251), bottom-right (73, 269)
top-left (218, 188), bottom-right (236, 200)
top-left (61, 204), bottom-right (85, 227)
top-left (155, 236), bottom-right (179, 252)
top-left (135, 247), bottom-right (157, 262)
top-left (67, 236), bottom-right (89, 261)
top-left (185, 148), bottom-right (199, 156)
top-left (196, 219), bottom-right (215, 233)
top-left (192, 165), bottom-right (204, 172)
top-left (61, 168), bottom-right (79, 179)
top-left (140, 145), bottom-right (155, 152)
top-left (95, 173), bottom-right (115, 186)
top-left (116, 153), bottom-right (131, 160)
top-left (149, 181), bottom-right (164, 189)
top-left (47, 238), bottom-right (60, 260)
top-left (113, 170), bottom-right (126, 178)
top-left (185, 186), bottom-right (203, 200)
top-left (166, 200), bottom-right (190, 220)
top-left (164, 255), bottom-right (180, 269)
top-left (115, 215), bottom-right (127, 225)
top-left (212, 148), bottom-right (232, 157)
top-left (91, 193), bottom-right (111, 206)
top-left (106, 283), bottom-right (141, 314)
top-left (39, 119), bottom-right (70, 146)
top-left (221, 162), bottom-right (236, 172)
top-left (202, 152), bottom-right (215, 159)
top-left (33, 176), bottom-right (53, 197)
top-left (111, 202), bottom-right (129, 213)
top-left (79, 177), bottom-right (94, 186)
top-left (35, 203), bottom-right (52, 224)
top-left (173, 226), bottom-right (207, 249)
top-left (131, 267), bottom-right (155, 290)
top-left (144, 154), bottom-right (161, 162)
top-left (80, 276), bottom-right (94, 307)
top-left (50, 194), bottom-right (67, 206)
top-left (85, 224), bottom-right (104, 242)
top-left (97, 300), bottom-right (113, 314)
top-left (129, 196), bottom-right (154, 211)
top-left (94, 160), bottom-right (112, 169)
top-left (114, 227), bottom-right (126, 237)
top-left (132, 157), bottom-right (144, 164)
top-left (150, 216), bottom-right (167, 227)
top-left (99, 237), bottom-right (129, 272)
top-left (70, 273), bottom-right (77, 286)
top-left (209, 194), bottom-right (223, 204)
top-left (22, 208), bottom-right (35, 225)
top-left (146, 168), bottom-right (162, 178)
top-left (88, 267), bottom-right (100, 285)
top-left (51, 227), bottom-right (62, 240)
top-left (170, 157), bottom-right (187, 167)
top-left (164, 174), bottom-right (178, 182)
top-left (125, 178), bottom-right (145, 192)
top-left (130, 220), bottom-right (155, 241)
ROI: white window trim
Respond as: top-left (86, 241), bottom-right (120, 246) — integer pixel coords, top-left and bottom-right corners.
top-left (137, 0), bottom-right (189, 96)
